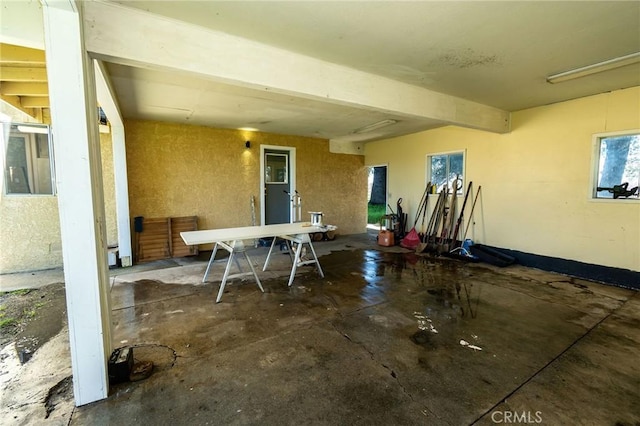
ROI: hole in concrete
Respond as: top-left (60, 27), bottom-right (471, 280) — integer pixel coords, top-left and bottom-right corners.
top-left (44, 376), bottom-right (72, 419)
top-left (118, 343), bottom-right (178, 370)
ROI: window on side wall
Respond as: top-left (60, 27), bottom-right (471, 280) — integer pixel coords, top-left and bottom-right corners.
top-left (593, 132), bottom-right (639, 200)
top-left (2, 123), bottom-right (55, 195)
top-left (427, 151), bottom-right (465, 193)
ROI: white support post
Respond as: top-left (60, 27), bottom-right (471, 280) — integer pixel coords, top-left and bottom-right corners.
top-left (111, 124), bottom-right (132, 266)
top-left (42, 1), bottom-right (112, 405)
top-left (94, 60), bottom-right (132, 267)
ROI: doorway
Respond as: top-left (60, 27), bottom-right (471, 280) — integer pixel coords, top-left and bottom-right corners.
top-left (367, 165), bottom-right (387, 228)
top-left (260, 145), bottom-right (296, 225)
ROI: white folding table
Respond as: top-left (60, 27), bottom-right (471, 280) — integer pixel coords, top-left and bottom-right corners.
top-left (181, 223), bottom-right (333, 302)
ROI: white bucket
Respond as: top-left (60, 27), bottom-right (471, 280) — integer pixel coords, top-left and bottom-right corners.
top-left (309, 212), bottom-right (323, 226)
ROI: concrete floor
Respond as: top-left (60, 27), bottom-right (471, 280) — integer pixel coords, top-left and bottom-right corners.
top-left (4, 233), bottom-right (640, 425)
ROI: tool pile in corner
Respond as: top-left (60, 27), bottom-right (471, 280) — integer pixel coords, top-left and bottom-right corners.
top-left (399, 176), bottom-right (481, 259)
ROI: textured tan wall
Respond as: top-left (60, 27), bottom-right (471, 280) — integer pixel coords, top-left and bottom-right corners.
top-left (100, 132), bottom-right (118, 246)
top-left (0, 131), bottom-right (119, 273)
top-left (124, 119), bottom-right (367, 239)
top-left (0, 195), bottom-right (62, 273)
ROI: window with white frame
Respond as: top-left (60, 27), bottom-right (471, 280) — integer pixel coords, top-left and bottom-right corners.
top-left (593, 132), bottom-right (639, 200)
top-left (427, 151), bottom-right (465, 193)
top-left (2, 122), bottom-right (55, 195)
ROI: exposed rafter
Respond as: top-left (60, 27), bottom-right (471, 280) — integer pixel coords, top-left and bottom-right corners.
top-left (0, 66), bottom-right (48, 82)
top-left (0, 43), bottom-right (49, 121)
top-left (0, 94), bottom-right (34, 117)
top-left (1, 82), bottom-right (49, 96)
top-left (20, 96), bottom-right (50, 108)
top-left (0, 43), bottom-right (46, 65)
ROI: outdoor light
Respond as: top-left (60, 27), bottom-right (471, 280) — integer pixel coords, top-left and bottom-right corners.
top-left (245, 140), bottom-right (251, 149)
top-left (546, 52), bottom-right (640, 84)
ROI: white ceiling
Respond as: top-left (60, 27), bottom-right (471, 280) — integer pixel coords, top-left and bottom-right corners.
top-left (105, 62), bottom-right (443, 142)
top-left (2, 1), bottom-right (640, 144)
top-left (111, 0), bottom-right (640, 112)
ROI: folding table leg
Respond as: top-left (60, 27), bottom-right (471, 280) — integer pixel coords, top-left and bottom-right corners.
top-left (233, 255), bottom-right (242, 272)
top-left (285, 240), bottom-right (295, 263)
top-left (216, 249), bottom-right (235, 303)
top-left (287, 239), bottom-right (304, 287)
top-left (263, 237), bottom-right (278, 271)
top-left (307, 240), bottom-right (324, 278)
top-left (203, 243), bottom-right (219, 283)
top-left (243, 251), bottom-right (264, 293)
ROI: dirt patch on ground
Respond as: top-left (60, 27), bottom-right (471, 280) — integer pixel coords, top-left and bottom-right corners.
top-left (0, 283), bottom-right (67, 363)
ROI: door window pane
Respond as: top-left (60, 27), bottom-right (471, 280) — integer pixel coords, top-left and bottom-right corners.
top-left (265, 153), bottom-right (288, 184)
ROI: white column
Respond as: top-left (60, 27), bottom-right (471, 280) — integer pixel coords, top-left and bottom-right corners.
top-left (94, 60), bottom-right (132, 267)
top-left (42, 1), bottom-right (111, 405)
top-left (111, 124), bottom-right (132, 266)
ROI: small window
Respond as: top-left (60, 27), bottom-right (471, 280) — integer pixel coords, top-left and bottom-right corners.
top-left (2, 123), bottom-right (55, 195)
top-left (265, 153), bottom-right (288, 184)
top-left (427, 151), bottom-right (465, 193)
top-left (593, 132), bottom-right (639, 200)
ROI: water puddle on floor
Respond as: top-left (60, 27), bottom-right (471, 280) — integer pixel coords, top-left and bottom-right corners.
top-left (110, 248), bottom-right (558, 363)
top-left (316, 249), bottom-right (489, 351)
top-left (324, 248), bottom-right (482, 310)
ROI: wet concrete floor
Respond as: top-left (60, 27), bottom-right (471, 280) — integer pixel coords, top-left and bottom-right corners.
top-left (68, 246), bottom-right (638, 425)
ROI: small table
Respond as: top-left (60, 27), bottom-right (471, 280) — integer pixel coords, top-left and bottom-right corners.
top-left (181, 223), bottom-right (333, 302)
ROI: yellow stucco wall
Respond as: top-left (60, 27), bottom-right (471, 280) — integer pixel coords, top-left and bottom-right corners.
top-left (124, 120), bottom-right (367, 243)
top-left (4, 87), bottom-right (636, 273)
top-left (0, 195), bottom-right (62, 273)
top-left (365, 87), bottom-right (640, 271)
top-left (100, 132), bottom-right (118, 247)
top-left (0, 131), bottom-right (119, 273)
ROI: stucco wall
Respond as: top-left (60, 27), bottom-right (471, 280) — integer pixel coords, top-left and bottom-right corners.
top-left (0, 131), bottom-right (119, 273)
top-left (124, 120), bottom-right (367, 244)
top-left (0, 195), bottom-right (62, 273)
top-left (365, 87), bottom-right (640, 271)
top-left (100, 132), bottom-right (118, 247)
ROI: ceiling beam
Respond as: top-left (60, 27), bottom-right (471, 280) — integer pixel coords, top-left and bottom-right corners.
top-left (0, 94), bottom-right (35, 117)
top-left (94, 60), bottom-right (123, 126)
top-left (83, 1), bottom-right (510, 134)
top-left (0, 66), bottom-right (48, 82)
top-left (0, 82), bottom-right (49, 96)
top-left (0, 43), bottom-right (46, 65)
top-left (20, 96), bottom-right (50, 108)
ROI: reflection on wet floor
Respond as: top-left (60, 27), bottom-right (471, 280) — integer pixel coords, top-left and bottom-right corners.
top-left (110, 248), bottom-right (553, 366)
top-left (101, 247), bottom-right (639, 425)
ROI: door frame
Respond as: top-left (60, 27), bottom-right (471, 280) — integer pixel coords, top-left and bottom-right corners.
top-left (260, 144), bottom-right (297, 225)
